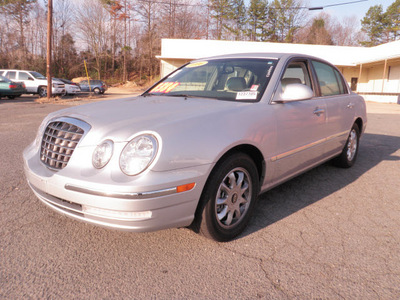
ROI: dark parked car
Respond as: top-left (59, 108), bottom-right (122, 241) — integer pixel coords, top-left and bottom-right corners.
top-left (0, 75), bottom-right (26, 99)
top-left (79, 79), bottom-right (107, 94)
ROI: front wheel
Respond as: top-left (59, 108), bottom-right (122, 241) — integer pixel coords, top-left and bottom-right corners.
top-left (7, 95), bottom-right (16, 99)
top-left (38, 87), bottom-right (47, 98)
top-left (332, 123), bottom-right (360, 168)
top-left (198, 153), bottom-right (259, 242)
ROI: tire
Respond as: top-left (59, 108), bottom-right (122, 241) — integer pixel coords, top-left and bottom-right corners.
top-left (7, 95), bottom-right (16, 99)
top-left (93, 87), bottom-right (100, 94)
top-left (38, 87), bottom-right (47, 98)
top-left (332, 123), bottom-right (360, 168)
top-left (198, 153), bottom-right (259, 242)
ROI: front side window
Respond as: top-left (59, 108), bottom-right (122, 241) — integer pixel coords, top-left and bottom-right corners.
top-left (30, 71), bottom-right (46, 79)
top-left (312, 61), bottom-right (346, 96)
top-left (272, 60), bottom-right (313, 101)
top-left (281, 61), bottom-right (312, 90)
top-left (145, 58), bottom-right (277, 102)
top-left (18, 72), bottom-right (32, 81)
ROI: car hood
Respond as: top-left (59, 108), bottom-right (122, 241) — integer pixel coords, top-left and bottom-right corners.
top-left (47, 95), bottom-right (251, 145)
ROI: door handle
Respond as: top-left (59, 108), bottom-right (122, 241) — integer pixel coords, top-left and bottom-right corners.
top-left (347, 102), bottom-right (354, 109)
top-left (313, 108), bottom-right (325, 116)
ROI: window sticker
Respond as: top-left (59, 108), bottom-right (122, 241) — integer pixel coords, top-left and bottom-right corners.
top-left (150, 82), bottom-right (180, 93)
top-left (250, 85), bottom-right (259, 91)
top-left (186, 61), bottom-right (208, 68)
top-left (266, 65), bottom-right (274, 77)
top-left (236, 91), bottom-right (258, 100)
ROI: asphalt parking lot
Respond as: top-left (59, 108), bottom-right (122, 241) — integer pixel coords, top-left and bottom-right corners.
top-left (1, 95), bottom-right (399, 299)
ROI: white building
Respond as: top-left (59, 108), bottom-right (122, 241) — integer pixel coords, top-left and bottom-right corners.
top-left (157, 39), bottom-right (400, 104)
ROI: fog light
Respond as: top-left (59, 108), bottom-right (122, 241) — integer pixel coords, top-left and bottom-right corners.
top-left (92, 140), bottom-right (114, 169)
top-left (82, 205), bottom-right (152, 221)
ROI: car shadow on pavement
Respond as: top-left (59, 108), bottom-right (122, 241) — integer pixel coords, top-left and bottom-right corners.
top-left (242, 132), bottom-right (400, 239)
top-left (0, 98), bottom-right (36, 104)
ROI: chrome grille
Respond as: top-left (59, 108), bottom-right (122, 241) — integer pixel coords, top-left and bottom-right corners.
top-left (40, 121), bottom-right (84, 170)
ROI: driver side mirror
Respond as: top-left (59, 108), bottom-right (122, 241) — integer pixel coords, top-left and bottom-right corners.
top-left (274, 83), bottom-right (313, 103)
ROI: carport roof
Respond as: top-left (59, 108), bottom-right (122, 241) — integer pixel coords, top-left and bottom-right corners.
top-left (158, 39), bottom-right (400, 67)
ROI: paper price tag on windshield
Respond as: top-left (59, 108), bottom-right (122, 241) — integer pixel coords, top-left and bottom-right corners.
top-left (150, 82), bottom-right (180, 93)
top-left (236, 91), bottom-right (258, 100)
top-left (186, 61), bottom-right (208, 68)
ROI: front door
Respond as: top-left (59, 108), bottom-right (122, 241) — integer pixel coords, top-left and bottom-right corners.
top-left (269, 60), bottom-right (328, 184)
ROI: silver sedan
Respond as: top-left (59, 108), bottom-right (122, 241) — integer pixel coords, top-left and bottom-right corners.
top-left (23, 53), bottom-right (367, 241)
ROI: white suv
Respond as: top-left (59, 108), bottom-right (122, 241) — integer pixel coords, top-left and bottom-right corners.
top-left (0, 70), bottom-right (65, 97)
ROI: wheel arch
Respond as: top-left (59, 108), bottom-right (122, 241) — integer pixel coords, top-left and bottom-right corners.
top-left (37, 85), bottom-right (47, 93)
top-left (190, 143), bottom-right (266, 233)
top-left (354, 117), bottom-right (364, 136)
top-left (216, 144), bottom-right (266, 186)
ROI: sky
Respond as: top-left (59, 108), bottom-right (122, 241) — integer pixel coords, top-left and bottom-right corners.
top-left (306, 0), bottom-right (394, 21)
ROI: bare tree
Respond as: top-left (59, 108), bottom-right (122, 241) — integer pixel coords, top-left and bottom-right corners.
top-left (135, 0), bottom-right (161, 79)
top-left (75, 0), bottom-right (109, 79)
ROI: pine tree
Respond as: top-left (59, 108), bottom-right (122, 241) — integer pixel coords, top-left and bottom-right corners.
top-left (385, 0), bottom-right (400, 41)
top-left (247, 0), bottom-right (268, 41)
top-left (224, 0), bottom-right (247, 40)
top-left (361, 5), bottom-right (388, 46)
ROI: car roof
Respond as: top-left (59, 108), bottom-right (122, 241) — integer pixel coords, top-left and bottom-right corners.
top-left (0, 69), bottom-right (36, 72)
top-left (191, 52), bottom-right (332, 65)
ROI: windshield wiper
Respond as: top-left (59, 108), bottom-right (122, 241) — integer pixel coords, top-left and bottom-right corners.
top-left (141, 92), bottom-right (157, 97)
top-left (167, 94), bottom-right (197, 99)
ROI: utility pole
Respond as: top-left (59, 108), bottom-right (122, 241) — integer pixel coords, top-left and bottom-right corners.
top-left (46, 0), bottom-right (53, 99)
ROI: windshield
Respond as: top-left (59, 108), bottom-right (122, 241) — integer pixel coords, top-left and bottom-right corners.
top-left (0, 75), bottom-right (11, 83)
top-left (145, 58), bottom-right (277, 102)
top-left (30, 71), bottom-right (46, 79)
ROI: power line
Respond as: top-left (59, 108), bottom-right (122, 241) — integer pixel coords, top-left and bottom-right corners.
top-left (136, 0), bottom-right (369, 11)
top-left (307, 0), bottom-right (368, 11)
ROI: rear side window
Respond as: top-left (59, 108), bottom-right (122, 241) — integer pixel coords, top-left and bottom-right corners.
top-left (312, 61), bottom-right (346, 96)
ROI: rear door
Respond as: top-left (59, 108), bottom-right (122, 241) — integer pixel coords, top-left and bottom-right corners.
top-left (311, 60), bottom-right (355, 156)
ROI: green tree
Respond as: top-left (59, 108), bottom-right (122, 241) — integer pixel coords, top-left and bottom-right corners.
top-left (247, 0), bottom-right (268, 41)
top-left (361, 5), bottom-right (388, 46)
top-left (270, 0), bottom-right (306, 43)
top-left (385, 0), bottom-right (400, 40)
top-left (306, 18), bottom-right (333, 45)
top-left (209, 0), bottom-right (230, 39)
top-left (224, 0), bottom-right (247, 40)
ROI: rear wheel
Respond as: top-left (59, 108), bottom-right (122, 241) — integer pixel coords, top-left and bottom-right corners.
top-left (7, 95), bottom-right (16, 99)
top-left (332, 123), bottom-right (360, 168)
top-left (198, 153), bottom-right (259, 242)
top-left (93, 87), bottom-right (100, 94)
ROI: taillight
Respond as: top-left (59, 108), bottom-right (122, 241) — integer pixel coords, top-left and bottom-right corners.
top-left (9, 84), bottom-right (17, 89)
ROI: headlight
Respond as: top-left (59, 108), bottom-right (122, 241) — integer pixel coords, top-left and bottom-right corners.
top-left (92, 140), bottom-right (114, 169)
top-left (120, 134), bottom-right (158, 176)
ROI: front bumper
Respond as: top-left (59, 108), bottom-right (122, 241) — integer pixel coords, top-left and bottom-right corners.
top-left (67, 87), bottom-right (81, 94)
top-left (23, 141), bottom-right (211, 232)
top-left (52, 87), bottom-right (66, 95)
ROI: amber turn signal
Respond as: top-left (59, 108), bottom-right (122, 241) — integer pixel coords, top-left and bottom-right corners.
top-left (176, 183), bottom-right (195, 193)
